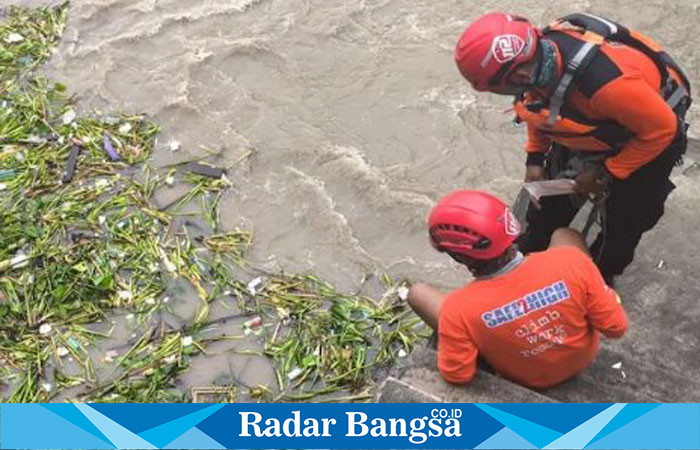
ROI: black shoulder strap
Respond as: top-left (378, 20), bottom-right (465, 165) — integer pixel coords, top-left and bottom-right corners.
top-left (544, 31), bottom-right (599, 125)
top-left (547, 13), bottom-right (690, 102)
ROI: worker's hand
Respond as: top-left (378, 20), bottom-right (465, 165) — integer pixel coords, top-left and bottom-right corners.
top-left (574, 168), bottom-right (609, 197)
top-left (524, 165), bottom-right (547, 182)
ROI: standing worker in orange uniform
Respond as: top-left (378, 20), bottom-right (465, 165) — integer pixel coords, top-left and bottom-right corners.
top-left (407, 190), bottom-right (627, 388)
top-left (453, 13), bottom-right (692, 286)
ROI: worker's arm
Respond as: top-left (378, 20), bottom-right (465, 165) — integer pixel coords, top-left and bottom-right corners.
top-left (591, 75), bottom-right (677, 180)
top-left (437, 297), bottom-right (478, 384)
top-left (524, 121), bottom-right (551, 181)
top-left (578, 252), bottom-right (628, 338)
top-left (525, 120), bottom-right (551, 166)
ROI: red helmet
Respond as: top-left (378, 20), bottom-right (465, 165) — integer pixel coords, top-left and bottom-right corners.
top-left (428, 190), bottom-right (521, 260)
top-left (454, 13), bottom-right (539, 92)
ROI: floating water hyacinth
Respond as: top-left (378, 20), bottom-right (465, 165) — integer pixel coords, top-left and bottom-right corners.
top-left (0, 3), bottom-right (426, 404)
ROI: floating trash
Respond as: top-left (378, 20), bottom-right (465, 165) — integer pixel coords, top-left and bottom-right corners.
top-left (287, 367), bottom-right (303, 380)
top-left (103, 350), bottom-right (119, 363)
top-left (9, 252), bottom-right (29, 269)
top-left (61, 109), bottom-right (76, 125)
top-left (244, 316), bottom-right (263, 329)
top-left (247, 276), bottom-right (263, 295)
top-left (4, 33), bottom-right (24, 43)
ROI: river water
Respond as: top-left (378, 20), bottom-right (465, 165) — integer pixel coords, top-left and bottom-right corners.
top-left (11, 0), bottom-right (700, 395)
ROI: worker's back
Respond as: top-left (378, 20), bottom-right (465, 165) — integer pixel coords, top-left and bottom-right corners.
top-left (438, 245), bottom-right (627, 389)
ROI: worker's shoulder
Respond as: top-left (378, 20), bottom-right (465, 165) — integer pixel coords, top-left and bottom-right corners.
top-left (526, 245), bottom-right (589, 266)
top-left (440, 282), bottom-right (483, 313)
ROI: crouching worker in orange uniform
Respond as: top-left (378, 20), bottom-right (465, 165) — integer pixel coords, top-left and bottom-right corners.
top-left (408, 190), bottom-right (628, 389)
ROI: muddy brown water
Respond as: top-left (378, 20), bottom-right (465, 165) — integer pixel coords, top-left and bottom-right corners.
top-left (10, 0), bottom-right (700, 397)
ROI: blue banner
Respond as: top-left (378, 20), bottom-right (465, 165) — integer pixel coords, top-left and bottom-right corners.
top-left (2, 403), bottom-right (699, 449)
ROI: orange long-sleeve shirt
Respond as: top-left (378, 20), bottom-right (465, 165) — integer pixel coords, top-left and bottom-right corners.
top-left (525, 36), bottom-right (678, 180)
top-left (437, 245), bottom-right (627, 389)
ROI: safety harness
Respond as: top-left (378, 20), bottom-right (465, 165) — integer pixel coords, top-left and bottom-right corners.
top-left (543, 13), bottom-right (692, 126)
top-left (514, 14), bottom-right (692, 264)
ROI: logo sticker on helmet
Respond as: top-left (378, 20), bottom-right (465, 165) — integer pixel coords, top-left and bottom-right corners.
top-left (504, 207), bottom-right (521, 236)
top-left (492, 34), bottom-right (525, 63)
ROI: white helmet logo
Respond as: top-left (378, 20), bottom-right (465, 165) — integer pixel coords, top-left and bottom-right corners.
top-left (492, 34), bottom-right (525, 63)
top-left (504, 207), bottom-right (522, 236)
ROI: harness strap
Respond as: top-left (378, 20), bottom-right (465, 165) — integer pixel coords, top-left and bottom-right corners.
top-left (666, 82), bottom-right (689, 110)
top-left (547, 42), bottom-right (596, 125)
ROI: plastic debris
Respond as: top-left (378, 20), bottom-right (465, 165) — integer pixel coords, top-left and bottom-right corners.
top-left (287, 367), bottom-right (303, 380)
top-left (5, 33), bottom-right (25, 43)
top-left (0, 169), bottom-right (16, 181)
top-left (657, 260), bottom-right (665, 269)
top-left (118, 123), bottom-right (132, 134)
top-left (104, 350), bottom-right (119, 362)
top-left (67, 337), bottom-right (81, 349)
top-left (41, 383), bottom-right (52, 392)
top-left (163, 354), bottom-right (178, 364)
top-left (144, 298), bottom-right (156, 305)
top-left (621, 370), bottom-right (627, 379)
top-left (39, 323), bottom-right (52, 335)
top-left (10, 252), bottom-right (29, 268)
top-left (56, 346), bottom-right (69, 357)
top-left (61, 143), bottom-right (81, 183)
top-left (397, 286), bottom-right (409, 301)
top-left (165, 175), bottom-right (175, 186)
top-left (103, 116), bottom-right (120, 125)
top-left (117, 290), bottom-right (132, 300)
top-left (159, 248), bottom-right (177, 273)
top-left (244, 316), bottom-right (263, 329)
top-left (103, 133), bottom-right (120, 161)
top-left (398, 349), bottom-right (408, 358)
top-left (182, 336), bottom-right (193, 346)
top-left (243, 316), bottom-right (263, 335)
top-left (247, 276), bottom-right (263, 295)
top-left (611, 361), bottom-right (622, 370)
top-left (168, 139), bottom-right (181, 152)
top-left (61, 109), bottom-right (76, 125)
